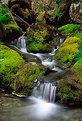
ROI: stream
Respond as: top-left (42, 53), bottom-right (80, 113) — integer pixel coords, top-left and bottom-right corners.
top-left (0, 36), bottom-right (82, 121)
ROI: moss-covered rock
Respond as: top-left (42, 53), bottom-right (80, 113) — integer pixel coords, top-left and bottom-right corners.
top-left (0, 42), bottom-right (24, 90)
top-left (54, 37), bottom-right (80, 68)
top-left (26, 23), bottom-right (60, 52)
top-left (0, 42), bottom-right (46, 95)
top-left (11, 63), bottom-right (46, 95)
top-left (57, 74), bottom-right (82, 105)
top-left (3, 23), bottom-right (22, 42)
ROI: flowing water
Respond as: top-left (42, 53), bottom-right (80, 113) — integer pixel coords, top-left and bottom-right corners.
top-left (1, 36), bottom-right (82, 121)
top-left (12, 36), bottom-right (62, 72)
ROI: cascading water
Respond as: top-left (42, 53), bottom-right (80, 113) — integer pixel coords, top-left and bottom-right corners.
top-left (11, 35), bottom-right (63, 72)
top-left (32, 82), bottom-right (56, 103)
top-left (5, 36), bottom-right (68, 121)
top-left (17, 36), bottom-right (27, 53)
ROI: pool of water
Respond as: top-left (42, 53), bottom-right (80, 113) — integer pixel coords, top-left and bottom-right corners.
top-left (0, 94), bottom-right (82, 121)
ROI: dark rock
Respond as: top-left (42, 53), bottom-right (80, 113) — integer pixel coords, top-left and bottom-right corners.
top-left (69, 0), bottom-right (82, 23)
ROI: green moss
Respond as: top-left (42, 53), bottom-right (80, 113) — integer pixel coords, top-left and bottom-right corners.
top-left (57, 79), bottom-right (82, 104)
top-left (33, 30), bottom-right (47, 43)
top-left (0, 43), bottom-right (24, 89)
top-left (58, 24), bottom-right (82, 35)
top-left (11, 63), bottom-right (46, 95)
top-left (71, 33), bottom-right (82, 40)
top-left (28, 42), bottom-right (52, 52)
top-left (71, 59), bottom-right (82, 75)
top-left (55, 37), bottom-right (79, 68)
top-left (2, 23), bottom-right (22, 42)
top-left (4, 23), bottom-right (22, 34)
top-left (27, 29), bottom-right (52, 52)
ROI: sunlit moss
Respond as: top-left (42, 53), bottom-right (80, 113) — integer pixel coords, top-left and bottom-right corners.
top-left (27, 28), bottom-right (52, 52)
top-left (33, 29), bottom-right (48, 43)
top-left (28, 42), bottom-right (52, 52)
top-left (0, 43), bottom-right (24, 88)
top-left (71, 59), bottom-right (82, 75)
top-left (58, 24), bottom-right (82, 35)
top-left (55, 37), bottom-right (80, 68)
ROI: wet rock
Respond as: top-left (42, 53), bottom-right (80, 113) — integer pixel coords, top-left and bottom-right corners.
top-left (8, 0), bottom-right (72, 27)
top-left (69, 0), bottom-right (82, 23)
top-left (3, 23), bottom-right (22, 42)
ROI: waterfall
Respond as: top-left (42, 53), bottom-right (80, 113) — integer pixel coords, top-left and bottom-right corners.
top-left (32, 82), bottom-right (56, 103)
top-left (17, 36), bottom-right (27, 53)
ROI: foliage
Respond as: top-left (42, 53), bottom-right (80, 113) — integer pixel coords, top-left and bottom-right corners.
top-left (36, 2), bottom-right (44, 13)
top-left (58, 24), bottom-right (82, 35)
top-left (53, 12), bottom-right (61, 18)
top-left (0, 4), bottom-right (12, 24)
top-left (67, 18), bottom-right (72, 24)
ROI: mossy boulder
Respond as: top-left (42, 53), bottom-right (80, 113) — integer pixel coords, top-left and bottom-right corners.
top-left (26, 23), bottom-right (60, 52)
top-left (0, 42), bottom-right (46, 95)
top-left (54, 37), bottom-right (80, 68)
top-left (0, 42), bottom-right (24, 90)
top-left (11, 63), bottom-right (46, 95)
top-left (57, 72), bottom-right (82, 105)
top-left (3, 23), bottom-right (22, 42)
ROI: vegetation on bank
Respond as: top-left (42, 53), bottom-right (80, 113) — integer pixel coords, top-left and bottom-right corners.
top-left (54, 37), bottom-right (80, 68)
top-left (11, 63), bottom-right (46, 95)
top-left (0, 0), bottom-right (82, 104)
top-left (55, 23), bottom-right (82, 104)
top-left (0, 43), bottom-right (24, 90)
top-left (0, 43), bottom-right (46, 95)
top-left (58, 24), bottom-right (82, 36)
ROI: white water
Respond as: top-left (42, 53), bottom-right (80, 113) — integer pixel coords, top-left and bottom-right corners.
top-left (7, 36), bottom-right (69, 121)
top-left (32, 82), bottom-right (56, 102)
top-left (17, 36), bottom-right (27, 53)
top-left (11, 36), bottom-right (63, 72)
top-left (27, 96), bottom-right (64, 121)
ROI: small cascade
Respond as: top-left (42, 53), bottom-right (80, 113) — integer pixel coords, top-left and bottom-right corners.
top-left (17, 36), bottom-right (27, 53)
top-left (11, 36), bottom-right (63, 72)
top-left (32, 82), bottom-right (56, 103)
